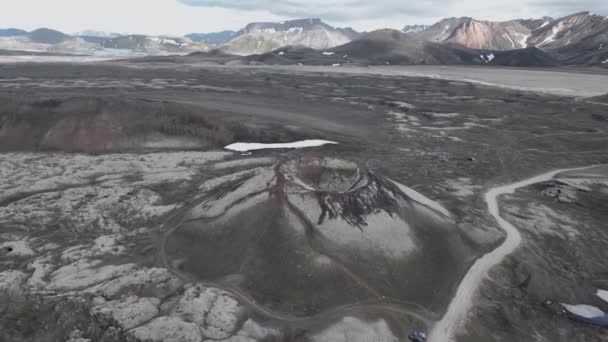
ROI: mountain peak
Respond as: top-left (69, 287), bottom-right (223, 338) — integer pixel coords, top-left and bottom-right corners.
top-left (402, 24), bottom-right (430, 34)
top-left (223, 18), bottom-right (355, 56)
top-left (28, 28), bottom-right (71, 44)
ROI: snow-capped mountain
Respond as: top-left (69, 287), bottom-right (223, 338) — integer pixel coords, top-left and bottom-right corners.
top-left (220, 18), bottom-right (358, 55)
top-left (412, 13), bottom-right (607, 52)
top-left (402, 25), bottom-right (430, 34)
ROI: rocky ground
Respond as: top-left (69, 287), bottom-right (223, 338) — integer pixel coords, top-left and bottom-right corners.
top-left (0, 61), bottom-right (607, 341)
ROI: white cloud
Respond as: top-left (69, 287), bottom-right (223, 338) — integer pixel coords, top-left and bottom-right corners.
top-left (181, 0), bottom-right (607, 23)
top-left (0, 0), bottom-right (284, 36)
top-left (0, 0), bottom-right (606, 36)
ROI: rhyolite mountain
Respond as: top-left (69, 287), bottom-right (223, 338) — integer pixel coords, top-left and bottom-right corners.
top-left (412, 18), bottom-right (535, 50)
top-left (413, 17), bottom-right (472, 42)
top-left (407, 11), bottom-right (607, 65)
top-left (220, 18), bottom-right (359, 55)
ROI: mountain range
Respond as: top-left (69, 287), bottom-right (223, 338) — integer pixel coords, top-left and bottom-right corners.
top-left (0, 11), bottom-right (607, 66)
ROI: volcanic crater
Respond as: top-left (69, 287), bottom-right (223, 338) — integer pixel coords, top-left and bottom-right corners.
top-left (164, 156), bottom-right (478, 318)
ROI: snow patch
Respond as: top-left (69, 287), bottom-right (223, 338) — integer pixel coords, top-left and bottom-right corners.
top-left (322, 51), bottom-right (335, 55)
top-left (538, 26), bottom-right (559, 47)
top-left (225, 140), bottom-right (337, 152)
top-left (441, 25), bottom-right (450, 37)
top-left (480, 53), bottom-right (495, 63)
top-left (562, 304), bottom-right (605, 319)
top-left (597, 289), bottom-right (608, 303)
top-left (602, 58), bottom-right (608, 64)
top-left (161, 39), bottom-right (180, 46)
top-left (519, 33), bottom-right (531, 48)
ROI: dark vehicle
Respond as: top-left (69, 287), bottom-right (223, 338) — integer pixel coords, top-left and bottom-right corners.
top-left (409, 330), bottom-right (427, 342)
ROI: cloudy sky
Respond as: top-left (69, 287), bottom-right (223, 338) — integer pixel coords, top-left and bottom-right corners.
top-left (1, 0), bottom-right (606, 36)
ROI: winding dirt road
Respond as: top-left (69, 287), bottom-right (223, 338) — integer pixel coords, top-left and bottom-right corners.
top-left (428, 165), bottom-right (598, 342)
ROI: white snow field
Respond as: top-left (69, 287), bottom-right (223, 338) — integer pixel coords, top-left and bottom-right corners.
top-left (597, 289), bottom-right (608, 303)
top-left (224, 140), bottom-right (337, 152)
top-left (561, 304), bottom-right (605, 319)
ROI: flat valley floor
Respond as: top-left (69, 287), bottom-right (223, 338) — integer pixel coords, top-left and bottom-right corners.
top-left (0, 62), bottom-right (607, 342)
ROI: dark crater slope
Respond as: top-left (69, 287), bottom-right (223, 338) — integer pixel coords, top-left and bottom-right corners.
top-left (166, 157), bottom-right (479, 317)
top-left (0, 95), bottom-right (315, 153)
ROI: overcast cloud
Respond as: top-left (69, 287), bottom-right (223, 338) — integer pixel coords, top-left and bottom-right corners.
top-left (0, 0), bottom-right (605, 36)
top-left (180, 0), bottom-right (608, 22)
